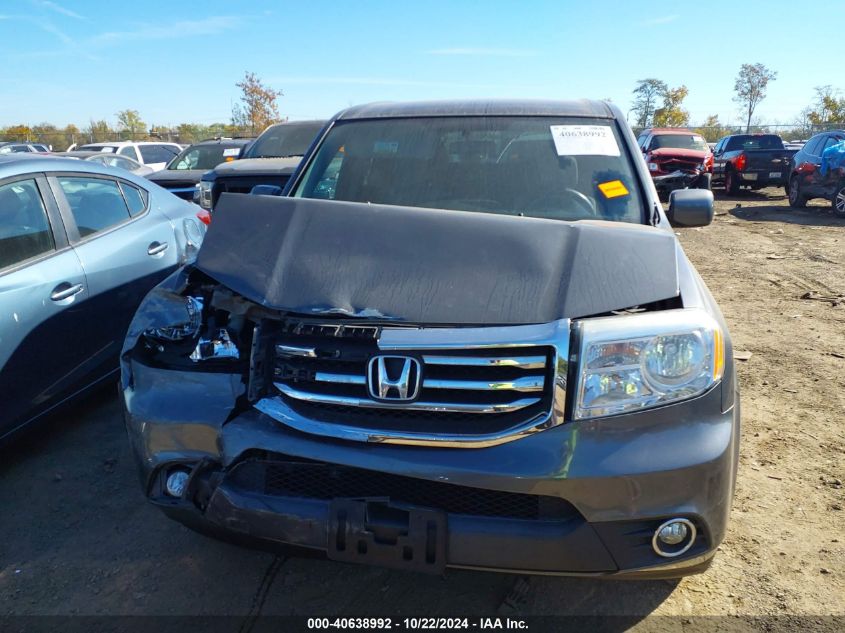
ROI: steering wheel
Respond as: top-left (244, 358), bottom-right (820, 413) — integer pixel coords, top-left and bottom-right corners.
top-left (521, 188), bottom-right (597, 219)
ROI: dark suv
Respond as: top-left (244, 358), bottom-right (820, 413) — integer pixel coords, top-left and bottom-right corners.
top-left (787, 130), bottom-right (845, 214)
top-left (197, 120), bottom-right (325, 212)
top-left (147, 138), bottom-right (253, 201)
top-left (123, 100), bottom-right (738, 579)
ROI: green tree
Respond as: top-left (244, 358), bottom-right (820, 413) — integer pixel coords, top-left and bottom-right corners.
top-left (631, 78), bottom-right (668, 128)
top-left (733, 63), bottom-right (777, 133)
top-left (32, 123), bottom-right (65, 150)
top-left (85, 119), bottom-right (112, 142)
top-left (116, 109), bottom-right (147, 140)
top-left (176, 123), bottom-right (205, 144)
top-left (231, 71), bottom-right (283, 135)
top-left (694, 114), bottom-right (732, 141)
top-left (653, 85), bottom-right (690, 127)
top-left (807, 85), bottom-right (845, 127)
top-left (63, 124), bottom-right (80, 149)
top-left (3, 124), bottom-right (32, 141)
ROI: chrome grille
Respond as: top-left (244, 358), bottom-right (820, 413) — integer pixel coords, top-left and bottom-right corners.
top-left (274, 345), bottom-right (549, 413)
top-left (659, 158), bottom-right (701, 173)
top-left (254, 319), bottom-right (569, 447)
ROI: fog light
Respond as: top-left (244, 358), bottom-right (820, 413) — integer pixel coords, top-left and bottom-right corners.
top-left (652, 518), bottom-right (696, 558)
top-left (165, 469), bottom-right (190, 498)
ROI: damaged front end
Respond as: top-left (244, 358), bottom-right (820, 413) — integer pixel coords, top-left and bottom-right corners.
top-left (652, 169), bottom-right (708, 195)
top-left (121, 195), bottom-right (737, 577)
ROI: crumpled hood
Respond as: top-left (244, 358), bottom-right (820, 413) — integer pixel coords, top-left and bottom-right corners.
top-left (212, 157), bottom-right (302, 176)
top-left (649, 147), bottom-right (708, 160)
top-left (196, 195), bottom-right (680, 324)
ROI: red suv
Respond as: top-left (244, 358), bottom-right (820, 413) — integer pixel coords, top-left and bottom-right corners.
top-left (636, 128), bottom-right (713, 196)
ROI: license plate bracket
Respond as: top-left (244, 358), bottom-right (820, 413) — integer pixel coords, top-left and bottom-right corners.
top-left (328, 499), bottom-right (447, 574)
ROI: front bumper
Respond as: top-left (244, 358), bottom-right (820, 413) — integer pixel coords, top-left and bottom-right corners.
top-left (651, 170), bottom-right (707, 193)
top-left (739, 170), bottom-right (787, 186)
top-left (124, 360), bottom-right (739, 578)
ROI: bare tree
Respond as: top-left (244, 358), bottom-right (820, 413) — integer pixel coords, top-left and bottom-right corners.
top-left (733, 63), bottom-right (777, 133)
top-left (631, 79), bottom-right (668, 128)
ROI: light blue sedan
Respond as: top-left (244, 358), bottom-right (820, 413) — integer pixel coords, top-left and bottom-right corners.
top-left (0, 155), bottom-right (205, 439)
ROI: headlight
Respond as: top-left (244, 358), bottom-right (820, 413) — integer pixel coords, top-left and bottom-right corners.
top-left (198, 180), bottom-right (213, 210)
top-left (648, 162), bottom-right (659, 171)
top-left (143, 296), bottom-right (203, 342)
top-left (573, 309), bottom-right (724, 420)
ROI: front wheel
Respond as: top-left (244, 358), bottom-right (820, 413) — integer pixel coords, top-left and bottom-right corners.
top-left (833, 183), bottom-right (845, 216)
top-left (788, 177), bottom-right (807, 208)
top-left (697, 173), bottom-right (712, 191)
top-left (724, 170), bottom-right (740, 195)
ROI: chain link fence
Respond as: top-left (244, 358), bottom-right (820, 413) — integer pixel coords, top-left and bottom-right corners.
top-left (632, 122), bottom-right (845, 142)
top-left (0, 125), bottom-right (254, 150)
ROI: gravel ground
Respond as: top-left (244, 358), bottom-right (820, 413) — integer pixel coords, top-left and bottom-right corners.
top-left (1, 187), bottom-right (843, 631)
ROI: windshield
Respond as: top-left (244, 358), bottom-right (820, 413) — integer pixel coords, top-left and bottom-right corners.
top-left (652, 134), bottom-right (709, 151)
top-left (725, 135), bottom-right (784, 151)
top-left (294, 116), bottom-right (644, 223)
top-left (245, 122), bottom-right (324, 158)
top-left (168, 144), bottom-right (242, 170)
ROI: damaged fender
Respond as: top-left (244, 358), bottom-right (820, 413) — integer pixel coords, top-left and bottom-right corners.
top-left (121, 266), bottom-right (245, 481)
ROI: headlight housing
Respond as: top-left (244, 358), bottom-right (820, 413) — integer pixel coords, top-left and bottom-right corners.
top-left (573, 309), bottom-right (724, 420)
top-left (143, 296), bottom-right (203, 343)
top-left (198, 180), bottom-right (213, 210)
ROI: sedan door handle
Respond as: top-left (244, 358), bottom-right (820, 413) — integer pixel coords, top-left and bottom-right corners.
top-left (50, 282), bottom-right (84, 302)
top-left (147, 241), bottom-right (169, 256)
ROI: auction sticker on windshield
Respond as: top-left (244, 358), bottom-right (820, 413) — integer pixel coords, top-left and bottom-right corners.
top-left (550, 125), bottom-right (620, 157)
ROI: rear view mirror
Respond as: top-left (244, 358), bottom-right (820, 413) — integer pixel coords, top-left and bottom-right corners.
top-left (667, 189), bottom-right (714, 227)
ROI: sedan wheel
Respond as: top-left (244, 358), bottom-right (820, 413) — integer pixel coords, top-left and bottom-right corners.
top-left (788, 178), bottom-right (806, 209)
top-left (834, 184), bottom-right (845, 217)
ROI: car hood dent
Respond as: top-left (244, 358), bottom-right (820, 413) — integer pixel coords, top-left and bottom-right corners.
top-left (650, 148), bottom-right (707, 160)
top-left (195, 195), bottom-right (680, 324)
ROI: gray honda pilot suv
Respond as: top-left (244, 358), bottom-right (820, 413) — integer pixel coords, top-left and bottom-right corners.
top-left (122, 100), bottom-right (739, 578)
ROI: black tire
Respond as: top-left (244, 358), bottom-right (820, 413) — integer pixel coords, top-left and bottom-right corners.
top-left (833, 183), bottom-right (845, 217)
top-left (724, 170), bottom-right (740, 195)
top-left (788, 177), bottom-right (807, 208)
top-left (697, 172), bottom-right (712, 191)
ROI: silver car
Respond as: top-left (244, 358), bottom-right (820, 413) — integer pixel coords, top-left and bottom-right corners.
top-left (0, 155), bottom-right (205, 438)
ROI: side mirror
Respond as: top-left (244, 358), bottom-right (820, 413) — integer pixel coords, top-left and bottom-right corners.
top-left (250, 184), bottom-right (284, 196)
top-left (667, 189), bottom-right (714, 227)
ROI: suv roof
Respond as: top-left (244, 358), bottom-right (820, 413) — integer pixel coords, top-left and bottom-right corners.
top-left (643, 128), bottom-right (698, 135)
top-left (336, 100), bottom-right (615, 120)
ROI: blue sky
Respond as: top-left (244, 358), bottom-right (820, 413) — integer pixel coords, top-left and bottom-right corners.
top-left (0, 0), bottom-right (841, 128)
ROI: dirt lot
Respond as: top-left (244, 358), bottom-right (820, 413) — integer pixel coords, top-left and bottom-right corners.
top-left (1, 188), bottom-right (843, 630)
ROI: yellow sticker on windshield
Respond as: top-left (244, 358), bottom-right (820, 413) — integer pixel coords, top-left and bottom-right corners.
top-left (597, 180), bottom-right (629, 199)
